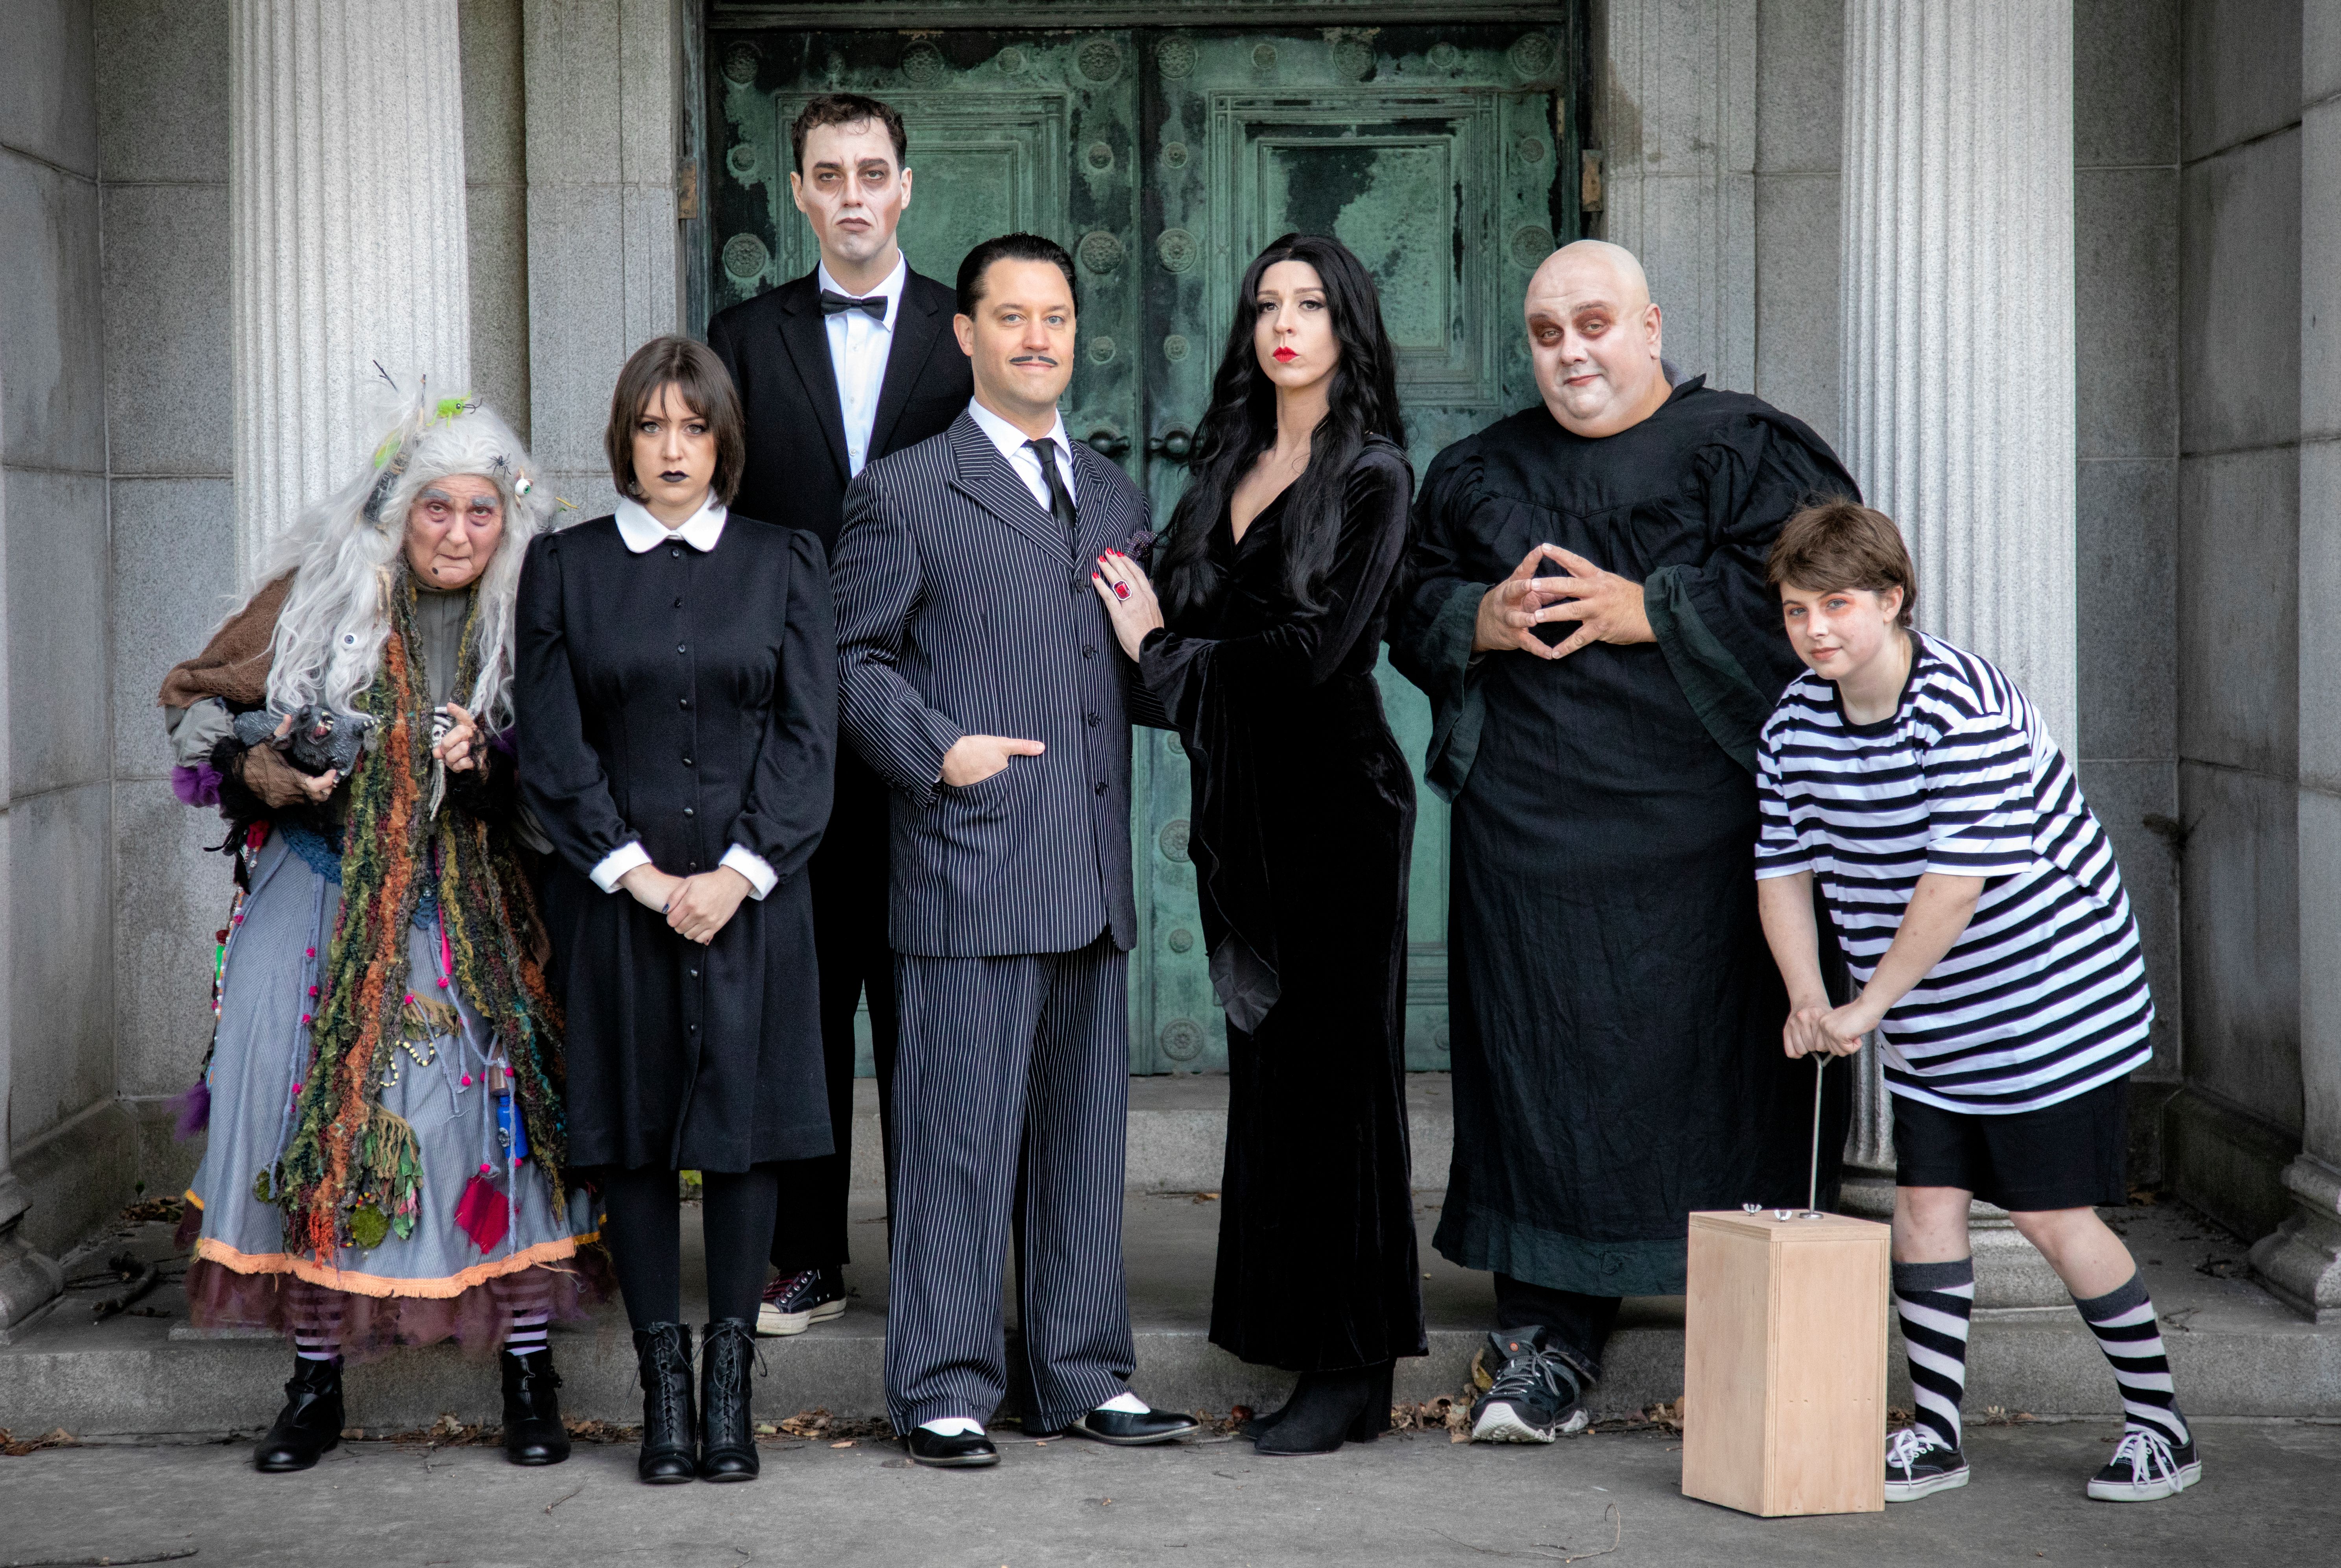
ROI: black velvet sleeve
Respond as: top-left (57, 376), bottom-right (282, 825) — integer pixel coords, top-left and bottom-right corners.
top-left (723, 528), bottom-right (838, 883)
top-left (1138, 446), bottom-right (1414, 727)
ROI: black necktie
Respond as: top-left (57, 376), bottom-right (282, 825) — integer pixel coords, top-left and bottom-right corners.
top-left (819, 289), bottom-right (887, 320)
top-left (1026, 437), bottom-right (1079, 553)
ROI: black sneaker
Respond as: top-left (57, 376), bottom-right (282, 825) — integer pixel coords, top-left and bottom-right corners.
top-left (1468, 1329), bottom-right (1587, 1443)
top-left (1884, 1426), bottom-right (1970, 1501)
top-left (756, 1265), bottom-right (846, 1337)
top-left (2086, 1426), bottom-right (2201, 1502)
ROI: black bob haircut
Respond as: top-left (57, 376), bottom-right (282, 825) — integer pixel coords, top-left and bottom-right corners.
top-left (956, 234), bottom-right (1080, 318)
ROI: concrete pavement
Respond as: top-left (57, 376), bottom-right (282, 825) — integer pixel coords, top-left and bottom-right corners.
top-left (2, 1417), bottom-right (2334, 1568)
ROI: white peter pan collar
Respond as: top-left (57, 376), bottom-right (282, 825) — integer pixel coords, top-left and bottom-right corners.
top-left (615, 493), bottom-right (728, 553)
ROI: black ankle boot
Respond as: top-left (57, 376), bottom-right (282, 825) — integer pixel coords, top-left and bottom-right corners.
top-left (697, 1319), bottom-right (760, 1481)
top-left (1254, 1363), bottom-right (1390, 1457)
top-left (633, 1322), bottom-right (697, 1484)
top-left (1246, 1361), bottom-right (1394, 1441)
top-left (255, 1355), bottom-right (344, 1473)
top-left (501, 1346), bottom-right (571, 1466)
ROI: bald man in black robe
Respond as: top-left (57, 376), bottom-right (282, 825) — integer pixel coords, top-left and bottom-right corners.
top-left (1391, 241), bottom-right (1857, 1442)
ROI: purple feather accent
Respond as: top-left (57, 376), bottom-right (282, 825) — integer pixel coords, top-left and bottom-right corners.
top-left (172, 762), bottom-right (223, 808)
top-left (172, 1077), bottom-right (212, 1139)
top-left (1124, 526), bottom-right (1156, 563)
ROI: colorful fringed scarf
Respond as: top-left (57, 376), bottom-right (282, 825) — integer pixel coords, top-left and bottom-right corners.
top-left (274, 571), bottom-right (568, 1261)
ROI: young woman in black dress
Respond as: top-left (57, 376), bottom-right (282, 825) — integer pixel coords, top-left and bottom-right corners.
top-left (1092, 234), bottom-right (1423, 1454)
top-left (517, 336), bottom-right (836, 1484)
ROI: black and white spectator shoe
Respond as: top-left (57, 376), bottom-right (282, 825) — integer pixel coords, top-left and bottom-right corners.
top-left (756, 1265), bottom-right (846, 1337)
top-left (2086, 1428), bottom-right (2200, 1502)
top-left (1468, 1330), bottom-right (1588, 1443)
top-left (1884, 1427), bottom-right (1970, 1501)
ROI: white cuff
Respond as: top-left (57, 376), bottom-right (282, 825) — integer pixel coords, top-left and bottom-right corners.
top-left (589, 840), bottom-right (652, 893)
top-left (720, 843), bottom-right (778, 900)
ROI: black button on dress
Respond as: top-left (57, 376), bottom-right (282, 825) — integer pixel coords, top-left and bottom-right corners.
top-left (516, 513), bottom-right (838, 1173)
top-left (1138, 440), bottom-right (1426, 1373)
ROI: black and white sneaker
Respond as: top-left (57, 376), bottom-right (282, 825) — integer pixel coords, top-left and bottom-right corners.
top-left (1883, 1426), bottom-right (1970, 1501)
top-left (1468, 1329), bottom-right (1588, 1443)
top-left (756, 1266), bottom-right (846, 1337)
top-left (2086, 1427), bottom-right (2201, 1502)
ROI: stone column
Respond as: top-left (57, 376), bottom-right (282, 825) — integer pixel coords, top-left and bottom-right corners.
top-left (230, 0), bottom-right (473, 586)
top-left (2253, 8), bottom-right (2341, 1322)
top-left (1836, 1), bottom-right (2077, 1308)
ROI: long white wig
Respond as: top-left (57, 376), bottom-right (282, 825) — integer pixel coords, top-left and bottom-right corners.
top-left (252, 384), bottom-right (556, 731)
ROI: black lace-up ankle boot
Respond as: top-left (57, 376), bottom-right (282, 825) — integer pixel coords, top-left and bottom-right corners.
top-left (632, 1322), bottom-right (697, 1483)
top-left (697, 1319), bottom-right (761, 1481)
top-left (254, 1354), bottom-right (345, 1473)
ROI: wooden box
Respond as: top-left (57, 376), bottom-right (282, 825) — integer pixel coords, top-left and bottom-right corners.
top-left (1680, 1209), bottom-right (1891, 1517)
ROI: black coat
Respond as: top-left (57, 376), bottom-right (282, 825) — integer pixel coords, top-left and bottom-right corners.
top-left (516, 513), bottom-right (838, 1172)
top-left (1137, 441), bottom-right (1426, 1372)
top-left (833, 413), bottom-right (1163, 957)
top-left (707, 268), bottom-right (973, 556)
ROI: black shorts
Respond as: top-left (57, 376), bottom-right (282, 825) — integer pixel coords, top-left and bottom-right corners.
top-left (1891, 1075), bottom-right (2130, 1212)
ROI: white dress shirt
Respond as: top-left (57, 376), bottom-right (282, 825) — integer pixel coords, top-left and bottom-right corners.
top-left (819, 252), bottom-right (907, 477)
top-left (590, 491), bottom-right (778, 902)
top-left (964, 395), bottom-right (1079, 513)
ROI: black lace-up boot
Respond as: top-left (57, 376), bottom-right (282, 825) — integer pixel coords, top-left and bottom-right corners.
top-left (500, 1346), bottom-right (571, 1466)
top-left (697, 1319), bottom-right (761, 1481)
top-left (632, 1322), bottom-right (697, 1483)
top-left (254, 1355), bottom-right (345, 1473)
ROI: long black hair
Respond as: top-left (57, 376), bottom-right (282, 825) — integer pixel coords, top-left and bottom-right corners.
top-left (1156, 233), bottom-right (1406, 619)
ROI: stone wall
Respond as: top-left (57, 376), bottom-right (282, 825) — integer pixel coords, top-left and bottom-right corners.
top-left (1, 0), bottom-right (126, 1257)
top-left (2170, 0), bottom-right (2306, 1241)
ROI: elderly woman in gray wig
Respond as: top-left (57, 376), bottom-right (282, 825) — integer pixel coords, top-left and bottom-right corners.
top-left (159, 387), bottom-right (593, 1474)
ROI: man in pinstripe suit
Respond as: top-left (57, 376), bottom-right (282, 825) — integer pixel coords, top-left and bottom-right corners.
top-left (832, 234), bottom-right (1198, 1468)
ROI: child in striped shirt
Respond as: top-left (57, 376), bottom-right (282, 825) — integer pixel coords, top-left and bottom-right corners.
top-left (1750, 499), bottom-right (2196, 1505)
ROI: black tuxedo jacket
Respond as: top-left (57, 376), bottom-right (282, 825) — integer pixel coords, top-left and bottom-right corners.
top-left (707, 266), bottom-right (974, 555)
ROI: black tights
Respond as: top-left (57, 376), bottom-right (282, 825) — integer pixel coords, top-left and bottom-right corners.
top-left (600, 1165), bottom-right (781, 1329)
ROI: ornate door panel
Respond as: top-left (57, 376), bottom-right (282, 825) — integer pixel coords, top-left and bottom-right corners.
top-left (706, 13), bottom-right (1580, 1076)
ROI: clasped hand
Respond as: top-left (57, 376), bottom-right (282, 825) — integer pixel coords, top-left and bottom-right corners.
top-left (619, 863), bottom-right (752, 946)
top-left (1783, 994), bottom-right (1876, 1059)
top-left (1473, 543), bottom-right (1654, 660)
top-left (431, 702), bottom-right (481, 774)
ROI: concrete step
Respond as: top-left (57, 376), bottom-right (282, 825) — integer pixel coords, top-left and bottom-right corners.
top-left (3, 1194), bottom-right (2333, 1438)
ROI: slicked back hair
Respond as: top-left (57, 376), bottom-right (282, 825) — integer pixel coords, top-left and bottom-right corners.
top-left (956, 233), bottom-right (1080, 318)
top-left (790, 93), bottom-right (908, 173)
top-left (604, 335), bottom-right (747, 507)
top-left (1767, 497), bottom-right (1916, 628)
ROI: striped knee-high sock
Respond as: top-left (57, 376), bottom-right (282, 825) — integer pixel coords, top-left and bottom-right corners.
top-left (1893, 1258), bottom-right (1974, 1453)
top-left (288, 1282), bottom-right (344, 1364)
top-left (503, 1277), bottom-right (553, 1359)
top-left (2073, 1272), bottom-right (2189, 1447)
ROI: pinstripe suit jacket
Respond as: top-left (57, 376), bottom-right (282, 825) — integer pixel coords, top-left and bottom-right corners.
top-left (834, 411), bottom-right (1161, 959)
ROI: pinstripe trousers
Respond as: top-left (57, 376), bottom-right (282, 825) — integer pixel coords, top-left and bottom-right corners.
top-left (884, 935), bottom-right (1136, 1431)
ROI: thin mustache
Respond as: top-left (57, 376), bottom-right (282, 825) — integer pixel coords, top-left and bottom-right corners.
top-left (1010, 355), bottom-right (1059, 367)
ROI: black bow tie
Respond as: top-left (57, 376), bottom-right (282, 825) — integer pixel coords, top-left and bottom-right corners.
top-left (820, 289), bottom-right (888, 320)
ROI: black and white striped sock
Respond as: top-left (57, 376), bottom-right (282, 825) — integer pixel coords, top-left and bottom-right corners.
top-left (289, 1282), bottom-right (343, 1364)
top-left (2073, 1272), bottom-right (2189, 1447)
top-left (1893, 1257), bottom-right (1974, 1453)
top-left (504, 1308), bottom-right (550, 1355)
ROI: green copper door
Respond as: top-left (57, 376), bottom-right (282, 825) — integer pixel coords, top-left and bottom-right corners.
top-left (708, 13), bottom-right (1582, 1074)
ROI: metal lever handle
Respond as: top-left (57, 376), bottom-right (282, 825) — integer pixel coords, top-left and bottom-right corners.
top-left (1147, 426), bottom-right (1194, 459)
top-left (1085, 428), bottom-right (1131, 458)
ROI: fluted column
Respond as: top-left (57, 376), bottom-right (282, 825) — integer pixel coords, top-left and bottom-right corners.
top-left (231, 0), bottom-right (473, 586)
top-left (1835, 1), bottom-right (2077, 1308)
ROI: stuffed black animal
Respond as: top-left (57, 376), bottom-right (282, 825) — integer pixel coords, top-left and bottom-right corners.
top-left (231, 706), bottom-right (375, 776)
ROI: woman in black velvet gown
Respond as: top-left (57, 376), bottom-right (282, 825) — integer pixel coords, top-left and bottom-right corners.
top-left (1093, 233), bottom-right (1423, 1455)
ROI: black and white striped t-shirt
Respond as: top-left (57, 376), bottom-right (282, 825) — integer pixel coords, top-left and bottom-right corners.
top-left (1754, 632), bottom-right (2152, 1114)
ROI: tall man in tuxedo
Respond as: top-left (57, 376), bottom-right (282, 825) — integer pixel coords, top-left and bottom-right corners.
top-left (832, 235), bottom-right (1196, 1468)
top-left (707, 94), bottom-right (971, 1337)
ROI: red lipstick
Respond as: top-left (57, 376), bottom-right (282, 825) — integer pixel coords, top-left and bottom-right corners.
top-left (1273, 347), bottom-right (1298, 363)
